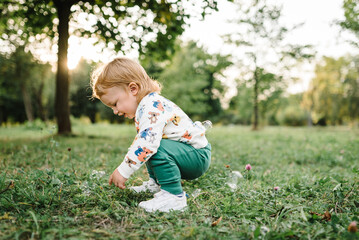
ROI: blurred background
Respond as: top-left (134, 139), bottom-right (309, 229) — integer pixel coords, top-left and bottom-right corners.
top-left (0, 0), bottom-right (358, 134)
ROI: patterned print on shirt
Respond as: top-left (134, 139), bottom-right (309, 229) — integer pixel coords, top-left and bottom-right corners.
top-left (148, 132), bottom-right (157, 143)
top-left (140, 127), bottom-right (153, 140)
top-left (125, 157), bottom-right (137, 167)
top-left (153, 100), bottom-right (164, 112)
top-left (163, 102), bottom-right (173, 112)
top-left (169, 114), bottom-right (181, 126)
top-left (138, 105), bottom-right (145, 119)
top-left (135, 146), bottom-right (153, 162)
top-left (182, 130), bottom-right (192, 142)
top-left (148, 111), bottom-right (160, 124)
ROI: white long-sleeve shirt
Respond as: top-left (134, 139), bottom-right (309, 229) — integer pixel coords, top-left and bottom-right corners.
top-left (117, 92), bottom-right (209, 179)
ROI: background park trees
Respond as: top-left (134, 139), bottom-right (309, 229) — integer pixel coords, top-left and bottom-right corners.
top-left (158, 41), bottom-right (231, 122)
top-left (223, 0), bottom-right (314, 130)
top-left (1, 0), bottom-right (220, 134)
top-left (303, 56), bottom-right (359, 126)
top-left (0, 0), bottom-right (359, 128)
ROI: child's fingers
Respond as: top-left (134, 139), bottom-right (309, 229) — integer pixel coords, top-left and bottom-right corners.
top-left (109, 174), bottom-right (113, 186)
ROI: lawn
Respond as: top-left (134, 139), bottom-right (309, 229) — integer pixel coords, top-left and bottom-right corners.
top-left (0, 122), bottom-right (358, 239)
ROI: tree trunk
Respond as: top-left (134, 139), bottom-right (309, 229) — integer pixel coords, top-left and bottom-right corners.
top-left (14, 48), bottom-right (34, 122)
top-left (55, 2), bottom-right (72, 134)
top-left (0, 105), bottom-right (4, 125)
top-left (35, 81), bottom-right (47, 121)
top-left (252, 68), bottom-right (259, 130)
top-left (21, 84), bottom-right (34, 122)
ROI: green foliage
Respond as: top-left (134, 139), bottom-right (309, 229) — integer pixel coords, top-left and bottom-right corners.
top-left (1, 0), bottom-right (223, 134)
top-left (226, 83), bottom-right (253, 125)
top-left (70, 59), bottom-right (98, 123)
top-left (1, 0), bottom-right (219, 56)
top-left (0, 124), bottom-right (358, 239)
top-left (0, 49), bottom-right (54, 124)
top-left (303, 56), bottom-right (359, 125)
top-left (343, 56), bottom-right (359, 122)
top-left (224, 0), bottom-right (314, 129)
top-left (159, 41), bottom-right (231, 122)
top-left (272, 93), bottom-right (307, 126)
top-left (339, 0), bottom-right (359, 47)
top-left (276, 105), bottom-right (307, 126)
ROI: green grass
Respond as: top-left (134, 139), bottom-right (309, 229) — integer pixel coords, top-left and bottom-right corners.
top-left (1, 122), bottom-right (359, 239)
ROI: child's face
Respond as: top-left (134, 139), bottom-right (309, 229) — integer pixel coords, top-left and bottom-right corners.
top-left (100, 84), bottom-right (139, 119)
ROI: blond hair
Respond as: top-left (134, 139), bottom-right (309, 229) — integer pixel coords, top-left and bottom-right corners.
top-left (91, 57), bottom-right (161, 102)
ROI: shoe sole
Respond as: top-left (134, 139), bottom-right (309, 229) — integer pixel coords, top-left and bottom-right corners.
top-left (140, 204), bottom-right (188, 213)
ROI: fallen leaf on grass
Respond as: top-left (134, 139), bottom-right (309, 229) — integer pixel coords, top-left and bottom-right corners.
top-left (212, 216), bottom-right (222, 227)
top-left (322, 211), bottom-right (331, 221)
top-left (309, 211), bottom-right (331, 222)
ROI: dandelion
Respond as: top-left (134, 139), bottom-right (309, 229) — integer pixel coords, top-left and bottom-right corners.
top-left (274, 186), bottom-right (280, 191)
top-left (245, 164), bottom-right (252, 171)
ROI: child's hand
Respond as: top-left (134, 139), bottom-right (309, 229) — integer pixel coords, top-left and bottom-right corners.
top-left (109, 169), bottom-right (128, 189)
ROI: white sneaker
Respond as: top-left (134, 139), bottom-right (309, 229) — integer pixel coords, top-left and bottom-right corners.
top-left (138, 190), bottom-right (187, 213)
top-left (130, 178), bottom-right (161, 193)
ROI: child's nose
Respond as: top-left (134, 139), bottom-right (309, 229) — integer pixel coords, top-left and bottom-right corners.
top-left (113, 108), bottom-right (118, 115)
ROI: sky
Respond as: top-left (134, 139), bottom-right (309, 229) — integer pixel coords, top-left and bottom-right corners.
top-left (181, 0), bottom-right (359, 93)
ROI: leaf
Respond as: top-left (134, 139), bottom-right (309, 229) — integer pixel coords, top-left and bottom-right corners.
top-left (309, 210), bottom-right (331, 222)
top-left (322, 211), bottom-right (331, 222)
top-left (211, 216), bottom-right (222, 227)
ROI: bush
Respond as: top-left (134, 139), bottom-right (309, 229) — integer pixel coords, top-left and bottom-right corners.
top-left (276, 106), bottom-right (307, 126)
top-left (24, 119), bottom-right (49, 130)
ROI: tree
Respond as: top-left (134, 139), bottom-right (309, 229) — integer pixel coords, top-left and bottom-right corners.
top-left (275, 93), bottom-right (307, 126)
top-left (0, 48), bottom-right (54, 123)
top-left (11, 47), bottom-right (36, 122)
top-left (70, 58), bottom-right (99, 123)
top-left (302, 57), bottom-right (348, 125)
top-left (339, 0), bottom-right (359, 47)
top-left (1, 0), bottom-right (220, 134)
top-left (344, 56), bottom-right (359, 123)
top-left (159, 41), bottom-right (231, 122)
top-left (225, 82), bottom-right (253, 125)
top-left (223, 0), bottom-right (313, 130)
top-left (0, 52), bottom-right (25, 124)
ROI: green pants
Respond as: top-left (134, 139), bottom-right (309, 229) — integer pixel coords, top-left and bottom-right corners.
top-left (146, 139), bottom-right (211, 195)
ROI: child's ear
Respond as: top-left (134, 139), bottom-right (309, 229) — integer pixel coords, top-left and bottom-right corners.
top-left (128, 82), bottom-right (139, 96)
